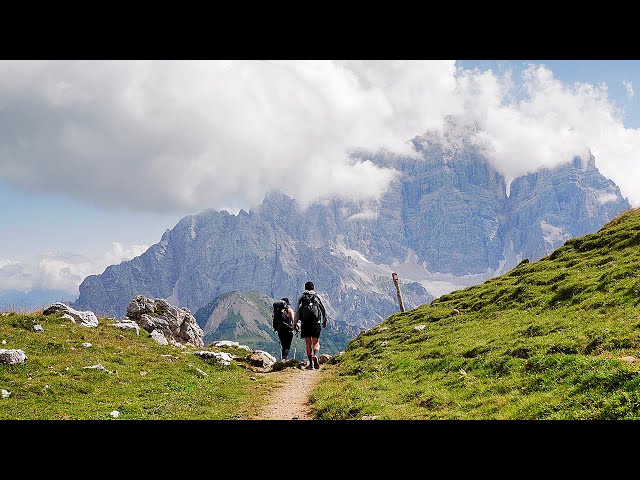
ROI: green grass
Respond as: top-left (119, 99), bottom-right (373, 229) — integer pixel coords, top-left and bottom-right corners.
top-left (311, 208), bottom-right (640, 419)
top-left (0, 312), bottom-right (278, 419)
top-left (7, 209), bottom-right (640, 420)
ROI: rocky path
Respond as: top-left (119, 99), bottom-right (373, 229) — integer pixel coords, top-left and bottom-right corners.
top-left (252, 366), bottom-right (324, 420)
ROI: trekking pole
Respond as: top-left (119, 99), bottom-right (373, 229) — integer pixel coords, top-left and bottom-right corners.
top-left (293, 289), bottom-right (300, 360)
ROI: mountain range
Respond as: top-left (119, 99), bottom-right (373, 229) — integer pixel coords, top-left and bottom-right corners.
top-left (73, 121), bottom-right (630, 331)
top-left (0, 289), bottom-right (74, 312)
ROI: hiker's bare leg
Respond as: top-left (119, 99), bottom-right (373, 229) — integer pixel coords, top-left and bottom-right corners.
top-left (305, 337), bottom-right (314, 368)
top-left (312, 337), bottom-right (320, 369)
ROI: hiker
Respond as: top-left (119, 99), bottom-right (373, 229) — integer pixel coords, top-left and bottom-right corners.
top-left (273, 297), bottom-right (297, 361)
top-left (295, 281), bottom-right (327, 370)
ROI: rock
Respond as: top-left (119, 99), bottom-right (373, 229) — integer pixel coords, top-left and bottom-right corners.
top-left (110, 410), bottom-right (119, 418)
top-left (190, 364), bottom-right (209, 377)
top-left (150, 329), bottom-right (169, 345)
top-left (249, 376), bottom-right (257, 381)
top-left (362, 415), bottom-right (378, 420)
top-left (195, 350), bottom-right (235, 366)
top-left (169, 339), bottom-right (186, 349)
top-left (246, 350), bottom-right (277, 368)
top-left (43, 302), bottom-right (98, 328)
top-left (381, 341), bottom-right (388, 347)
top-left (248, 353), bottom-right (266, 367)
top-left (125, 295), bottom-right (204, 347)
top-left (620, 356), bottom-right (638, 364)
top-left (248, 350), bottom-right (276, 367)
top-left (0, 349), bottom-right (27, 364)
top-left (1, 389), bottom-right (10, 398)
top-left (108, 321), bottom-right (140, 335)
top-left (82, 363), bottom-right (114, 374)
top-left (33, 324), bottom-right (43, 331)
top-left (82, 342), bottom-right (92, 348)
top-left (1, 340), bottom-right (5, 345)
top-left (318, 354), bottom-right (332, 364)
top-left (414, 324), bottom-right (426, 331)
top-left (140, 371), bottom-right (148, 376)
top-left (256, 350), bottom-right (276, 364)
top-left (451, 309), bottom-right (461, 316)
top-left (212, 340), bottom-right (252, 351)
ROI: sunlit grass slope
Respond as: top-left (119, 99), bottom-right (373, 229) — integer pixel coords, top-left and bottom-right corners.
top-left (0, 312), bottom-right (279, 419)
top-left (312, 208), bottom-right (640, 419)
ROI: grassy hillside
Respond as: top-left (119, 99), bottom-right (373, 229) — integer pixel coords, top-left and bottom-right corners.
top-left (0, 312), bottom-right (281, 419)
top-left (311, 208), bottom-right (640, 419)
top-left (196, 290), bottom-right (280, 355)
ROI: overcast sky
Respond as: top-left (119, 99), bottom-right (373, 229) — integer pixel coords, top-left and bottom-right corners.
top-left (1, 60), bottom-right (640, 298)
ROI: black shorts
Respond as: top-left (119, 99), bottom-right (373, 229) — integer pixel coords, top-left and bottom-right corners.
top-left (277, 329), bottom-right (294, 350)
top-left (300, 321), bottom-right (321, 339)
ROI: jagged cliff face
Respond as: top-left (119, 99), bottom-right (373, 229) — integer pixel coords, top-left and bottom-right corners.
top-left (74, 129), bottom-right (630, 328)
top-left (506, 155), bottom-right (628, 264)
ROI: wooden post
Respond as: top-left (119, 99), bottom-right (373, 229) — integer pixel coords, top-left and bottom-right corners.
top-left (392, 272), bottom-right (405, 312)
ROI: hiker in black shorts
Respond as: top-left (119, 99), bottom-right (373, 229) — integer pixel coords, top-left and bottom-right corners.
top-left (273, 297), bottom-right (297, 361)
top-left (295, 281), bottom-right (327, 370)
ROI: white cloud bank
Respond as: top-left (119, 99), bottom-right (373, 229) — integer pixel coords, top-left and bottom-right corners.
top-left (624, 80), bottom-right (634, 98)
top-left (0, 60), bottom-right (458, 212)
top-left (454, 65), bottom-right (640, 196)
top-left (0, 242), bottom-right (148, 296)
top-left (3, 60), bottom-right (638, 214)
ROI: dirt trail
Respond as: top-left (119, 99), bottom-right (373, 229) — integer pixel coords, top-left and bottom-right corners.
top-left (253, 366), bottom-right (324, 420)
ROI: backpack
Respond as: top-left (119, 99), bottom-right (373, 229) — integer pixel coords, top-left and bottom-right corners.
top-left (272, 300), bottom-right (292, 331)
top-left (298, 291), bottom-right (322, 325)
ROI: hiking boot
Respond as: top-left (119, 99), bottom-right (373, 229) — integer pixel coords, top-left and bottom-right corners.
top-left (305, 363), bottom-right (314, 370)
top-left (313, 356), bottom-right (320, 369)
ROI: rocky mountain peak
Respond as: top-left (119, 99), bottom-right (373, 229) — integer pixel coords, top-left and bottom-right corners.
top-left (74, 128), bottom-right (630, 331)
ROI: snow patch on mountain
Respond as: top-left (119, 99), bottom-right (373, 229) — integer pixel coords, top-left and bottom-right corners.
top-left (189, 217), bottom-right (197, 241)
top-left (346, 209), bottom-right (378, 221)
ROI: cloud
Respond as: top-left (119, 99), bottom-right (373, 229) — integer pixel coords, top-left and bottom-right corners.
top-left (1, 60), bottom-right (640, 212)
top-left (0, 260), bottom-right (33, 291)
top-left (454, 64), bottom-right (640, 205)
top-left (623, 80), bottom-right (634, 98)
top-left (0, 242), bottom-right (148, 295)
top-left (0, 60), bottom-right (457, 213)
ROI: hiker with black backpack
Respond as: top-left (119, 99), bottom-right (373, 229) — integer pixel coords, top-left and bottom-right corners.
top-left (295, 281), bottom-right (327, 370)
top-left (272, 297), bottom-right (297, 361)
